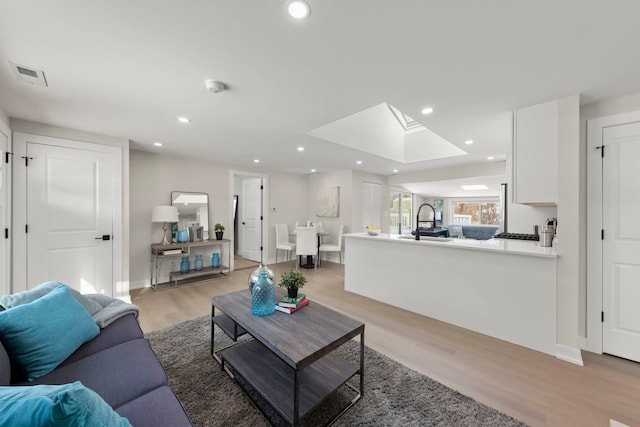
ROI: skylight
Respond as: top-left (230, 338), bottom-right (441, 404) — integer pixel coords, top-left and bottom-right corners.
top-left (388, 104), bottom-right (425, 132)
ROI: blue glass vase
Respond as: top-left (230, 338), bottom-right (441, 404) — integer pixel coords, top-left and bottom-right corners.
top-left (211, 252), bottom-right (220, 269)
top-left (252, 270), bottom-right (275, 316)
top-left (194, 254), bottom-right (204, 271)
top-left (180, 256), bottom-right (190, 274)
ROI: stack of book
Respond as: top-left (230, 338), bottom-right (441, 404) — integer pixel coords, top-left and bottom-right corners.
top-left (274, 293), bottom-right (309, 314)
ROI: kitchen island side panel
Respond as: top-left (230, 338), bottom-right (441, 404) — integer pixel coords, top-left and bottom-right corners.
top-left (344, 235), bottom-right (557, 355)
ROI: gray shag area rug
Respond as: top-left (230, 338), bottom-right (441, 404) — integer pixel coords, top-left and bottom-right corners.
top-left (146, 316), bottom-right (527, 427)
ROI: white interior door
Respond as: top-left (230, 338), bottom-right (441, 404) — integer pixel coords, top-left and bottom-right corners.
top-left (26, 142), bottom-right (114, 295)
top-left (602, 122), bottom-right (640, 361)
top-left (242, 177), bottom-right (262, 262)
top-left (0, 123), bottom-right (10, 294)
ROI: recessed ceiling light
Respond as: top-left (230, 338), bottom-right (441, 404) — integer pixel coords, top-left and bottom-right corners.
top-left (461, 184), bottom-right (488, 191)
top-left (421, 107), bottom-right (434, 115)
top-left (297, 146), bottom-right (305, 152)
top-left (178, 116), bottom-right (190, 124)
top-left (253, 159), bottom-right (260, 163)
top-left (356, 160), bottom-right (362, 165)
top-left (311, 169), bottom-right (316, 173)
top-left (393, 169), bottom-right (399, 173)
top-left (487, 156), bottom-right (495, 160)
top-left (465, 140), bottom-right (474, 145)
top-left (153, 142), bottom-right (163, 147)
top-left (286, 0), bottom-right (311, 19)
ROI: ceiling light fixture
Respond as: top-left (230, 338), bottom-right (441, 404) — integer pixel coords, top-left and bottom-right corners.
top-left (421, 107), bottom-right (434, 115)
top-left (311, 169), bottom-right (316, 173)
top-left (178, 116), bottom-right (190, 124)
top-left (286, 0), bottom-right (311, 19)
top-left (356, 160), bottom-right (362, 165)
top-left (487, 156), bottom-right (495, 160)
top-left (393, 169), bottom-right (399, 173)
top-left (253, 159), bottom-right (260, 163)
top-left (465, 140), bottom-right (474, 145)
top-left (461, 185), bottom-right (488, 191)
top-left (297, 146), bottom-right (305, 152)
top-left (153, 142), bottom-right (163, 147)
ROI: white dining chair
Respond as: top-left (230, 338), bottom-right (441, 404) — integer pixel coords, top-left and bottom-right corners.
top-left (295, 227), bottom-right (318, 271)
top-left (275, 224), bottom-right (296, 266)
top-left (319, 224), bottom-right (345, 266)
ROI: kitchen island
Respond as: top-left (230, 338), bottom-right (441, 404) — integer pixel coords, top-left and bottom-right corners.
top-left (344, 233), bottom-right (558, 356)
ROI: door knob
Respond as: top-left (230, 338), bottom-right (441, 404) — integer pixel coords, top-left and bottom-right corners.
top-left (95, 235), bottom-right (111, 241)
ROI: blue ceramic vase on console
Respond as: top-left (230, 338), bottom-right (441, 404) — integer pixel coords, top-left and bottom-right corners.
top-left (180, 256), bottom-right (190, 274)
top-left (251, 269), bottom-right (275, 316)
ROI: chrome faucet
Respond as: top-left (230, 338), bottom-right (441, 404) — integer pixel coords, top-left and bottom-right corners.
top-left (415, 203), bottom-right (436, 241)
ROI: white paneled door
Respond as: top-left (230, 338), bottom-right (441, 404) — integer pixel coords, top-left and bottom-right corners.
top-left (602, 122), bottom-right (640, 362)
top-left (241, 177), bottom-right (262, 262)
top-left (0, 123), bottom-right (10, 295)
top-left (26, 142), bottom-right (114, 295)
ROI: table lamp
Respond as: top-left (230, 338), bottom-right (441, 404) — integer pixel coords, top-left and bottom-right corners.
top-left (152, 205), bottom-right (179, 245)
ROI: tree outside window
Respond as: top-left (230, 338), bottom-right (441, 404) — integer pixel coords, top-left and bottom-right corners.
top-left (451, 199), bottom-right (500, 225)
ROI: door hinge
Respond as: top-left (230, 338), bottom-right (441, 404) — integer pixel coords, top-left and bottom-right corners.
top-left (596, 145), bottom-right (605, 158)
top-left (21, 156), bottom-right (34, 167)
top-left (601, 229), bottom-right (604, 240)
top-left (601, 311), bottom-right (604, 323)
top-left (5, 152), bottom-right (12, 164)
top-left (25, 224), bottom-right (28, 233)
top-left (4, 228), bottom-right (8, 239)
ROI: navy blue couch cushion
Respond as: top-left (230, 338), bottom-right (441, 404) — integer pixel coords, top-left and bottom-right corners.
top-left (115, 386), bottom-right (192, 427)
top-left (22, 339), bottom-right (167, 409)
top-left (59, 314), bottom-right (143, 367)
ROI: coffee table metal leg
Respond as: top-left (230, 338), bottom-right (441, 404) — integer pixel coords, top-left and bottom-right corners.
top-left (293, 369), bottom-right (300, 426)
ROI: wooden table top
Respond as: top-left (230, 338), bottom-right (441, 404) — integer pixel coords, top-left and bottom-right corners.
top-left (212, 289), bottom-right (364, 370)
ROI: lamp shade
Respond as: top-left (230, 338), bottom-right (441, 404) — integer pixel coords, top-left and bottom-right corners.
top-left (151, 205), bottom-right (178, 223)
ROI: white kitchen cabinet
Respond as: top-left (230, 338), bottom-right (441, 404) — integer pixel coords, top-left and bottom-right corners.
top-left (513, 100), bottom-right (558, 205)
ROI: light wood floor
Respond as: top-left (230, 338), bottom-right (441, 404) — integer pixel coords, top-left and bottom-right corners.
top-left (130, 262), bottom-right (640, 427)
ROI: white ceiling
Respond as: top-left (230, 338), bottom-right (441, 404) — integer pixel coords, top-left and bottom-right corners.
top-left (1, 1), bottom-right (639, 178)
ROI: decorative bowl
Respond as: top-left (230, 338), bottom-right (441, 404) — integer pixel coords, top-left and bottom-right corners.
top-left (366, 227), bottom-right (380, 236)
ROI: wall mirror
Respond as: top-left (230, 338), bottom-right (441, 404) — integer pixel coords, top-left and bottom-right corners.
top-left (171, 191), bottom-right (210, 237)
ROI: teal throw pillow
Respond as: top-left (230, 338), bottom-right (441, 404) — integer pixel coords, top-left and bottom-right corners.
top-left (0, 381), bottom-right (132, 426)
top-left (0, 285), bottom-right (100, 381)
top-left (0, 281), bottom-right (103, 315)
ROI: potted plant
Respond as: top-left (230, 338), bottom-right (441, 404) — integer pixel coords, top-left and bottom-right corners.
top-left (214, 223), bottom-right (225, 240)
top-left (278, 270), bottom-right (307, 299)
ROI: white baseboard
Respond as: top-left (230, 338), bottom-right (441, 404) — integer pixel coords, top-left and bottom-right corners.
top-left (556, 344), bottom-right (584, 366)
top-left (129, 279), bottom-right (149, 290)
top-left (578, 336), bottom-right (587, 349)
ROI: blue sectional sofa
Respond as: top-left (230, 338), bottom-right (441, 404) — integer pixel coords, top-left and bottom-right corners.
top-left (445, 224), bottom-right (499, 240)
top-left (0, 284), bottom-right (192, 427)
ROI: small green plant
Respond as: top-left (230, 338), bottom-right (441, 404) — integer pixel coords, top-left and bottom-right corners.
top-left (214, 223), bottom-right (225, 232)
top-left (278, 270), bottom-right (307, 289)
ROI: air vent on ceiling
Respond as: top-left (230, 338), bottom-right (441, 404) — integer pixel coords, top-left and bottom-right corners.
top-left (9, 62), bottom-right (48, 87)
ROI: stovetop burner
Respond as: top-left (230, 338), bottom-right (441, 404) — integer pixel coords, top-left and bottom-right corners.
top-left (494, 232), bottom-right (540, 241)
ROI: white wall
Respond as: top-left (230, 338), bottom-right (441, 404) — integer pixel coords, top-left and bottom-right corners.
top-left (267, 172), bottom-right (310, 264)
top-left (129, 150), bottom-right (230, 288)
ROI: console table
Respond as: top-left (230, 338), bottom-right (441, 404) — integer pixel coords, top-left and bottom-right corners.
top-left (150, 239), bottom-right (230, 290)
top-left (211, 290), bottom-right (365, 426)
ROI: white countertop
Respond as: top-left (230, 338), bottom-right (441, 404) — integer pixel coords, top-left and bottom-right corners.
top-left (344, 232), bottom-right (557, 258)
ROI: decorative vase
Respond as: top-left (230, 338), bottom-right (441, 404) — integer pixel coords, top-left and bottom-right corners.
top-left (211, 252), bottom-right (221, 269)
top-left (194, 254), bottom-right (204, 271)
top-left (215, 231), bottom-right (224, 240)
top-left (252, 269), bottom-right (275, 316)
top-left (180, 256), bottom-right (190, 274)
top-left (248, 265), bottom-right (275, 294)
top-left (177, 230), bottom-right (189, 243)
top-left (287, 287), bottom-right (298, 299)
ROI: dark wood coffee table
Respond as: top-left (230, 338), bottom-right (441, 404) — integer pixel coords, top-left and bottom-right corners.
top-left (211, 290), bottom-right (365, 426)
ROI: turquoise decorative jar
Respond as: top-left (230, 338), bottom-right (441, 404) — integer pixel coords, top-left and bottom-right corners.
top-left (251, 270), bottom-right (275, 316)
top-left (180, 256), bottom-right (190, 274)
top-left (194, 254), bottom-right (204, 271)
top-left (177, 230), bottom-right (189, 243)
top-left (211, 252), bottom-right (220, 269)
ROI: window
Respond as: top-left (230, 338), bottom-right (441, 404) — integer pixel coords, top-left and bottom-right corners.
top-left (390, 191), bottom-right (412, 234)
top-left (450, 199), bottom-right (500, 225)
